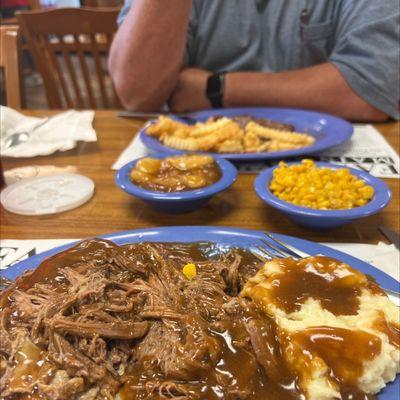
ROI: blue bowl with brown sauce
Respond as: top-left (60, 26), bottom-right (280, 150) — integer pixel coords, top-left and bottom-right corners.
top-left (115, 154), bottom-right (238, 213)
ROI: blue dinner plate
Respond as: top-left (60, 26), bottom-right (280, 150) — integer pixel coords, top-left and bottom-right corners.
top-left (139, 107), bottom-right (354, 161)
top-left (2, 226), bottom-right (398, 399)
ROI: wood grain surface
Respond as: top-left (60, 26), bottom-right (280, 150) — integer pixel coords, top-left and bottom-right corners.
top-left (1, 110), bottom-right (399, 244)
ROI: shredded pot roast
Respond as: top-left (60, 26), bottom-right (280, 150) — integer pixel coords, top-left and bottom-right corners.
top-left (0, 240), bottom-right (375, 400)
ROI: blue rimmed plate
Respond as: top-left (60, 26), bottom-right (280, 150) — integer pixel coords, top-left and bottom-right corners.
top-left (139, 107), bottom-right (354, 161)
top-left (2, 226), bottom-right (398, 399)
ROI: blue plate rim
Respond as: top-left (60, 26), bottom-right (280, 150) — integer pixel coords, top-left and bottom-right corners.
top-left (2, 226), bottom-right (398, 398)
top-left (254, 161), bottom-right (392, 219)
top-left (139, 107), bottom-right (354, 161)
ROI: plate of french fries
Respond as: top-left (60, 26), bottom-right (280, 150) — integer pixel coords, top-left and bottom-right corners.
top-left (139, 107), bottom-right (353, 161)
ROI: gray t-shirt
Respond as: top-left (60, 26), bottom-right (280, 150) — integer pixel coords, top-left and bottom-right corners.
top-left (118, 0), bottom-right (400, 119)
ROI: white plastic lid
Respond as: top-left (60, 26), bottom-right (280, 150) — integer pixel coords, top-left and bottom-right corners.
top-left (0, 173), bottom-right (95, 215)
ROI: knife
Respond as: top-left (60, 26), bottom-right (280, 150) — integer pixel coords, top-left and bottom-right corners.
top-left (117, 111), bottom-right (196, 123)
top-left (379, 227), bottom-right (400, 250)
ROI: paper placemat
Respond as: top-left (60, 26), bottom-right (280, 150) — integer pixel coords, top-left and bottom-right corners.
top-left (112, 134), bottom-right (148, 170)
top-left (0, 239), bottom-right (77, 269)
top-left (1, 239), bottom-right (399, 283)
top-left (112, 124), bottom-right (400, 178)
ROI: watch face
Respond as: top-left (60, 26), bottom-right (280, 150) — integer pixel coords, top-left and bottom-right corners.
top-left (207, 74), bottom-right (222, 96)
top-left (207, 73), bottom-right (224, 108)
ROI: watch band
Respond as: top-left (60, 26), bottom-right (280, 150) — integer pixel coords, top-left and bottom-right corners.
top-left (206, 72), bottom-right (226, 108)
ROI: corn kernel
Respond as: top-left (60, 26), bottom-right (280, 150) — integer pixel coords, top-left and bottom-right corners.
top-left (182, 263), bottom-right (197, 280)
top-left (355, 198), bottom-right (367, 206)
top-left (354, 180), bottom-right (365, 188)
top-left (359, 186), bottom-right (374, 199)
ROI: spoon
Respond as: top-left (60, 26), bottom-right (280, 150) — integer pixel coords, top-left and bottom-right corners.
top-left (4, 117), bottom-right (50, 149)
top-left (5, 131), bottom-right (30, 148)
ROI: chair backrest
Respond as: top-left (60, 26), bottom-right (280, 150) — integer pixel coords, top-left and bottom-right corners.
top-left (81, 0), bottom-right (123, 7)
top-left (17, 7), bottom-right (121, 109)
top-left (0, 26), bottom-right (23, 109)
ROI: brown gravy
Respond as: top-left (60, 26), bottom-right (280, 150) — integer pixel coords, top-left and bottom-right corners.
top-left (282, 327), bottom-right (381, 400)
top-left (373, 312), bottom-right (400, 349)
top-left (117, 243), bottom-right (298, 400)
top-left (119, 317), bottom-right (294, 400)
top-left (254, 256), bottom-right (371, 315)
top-left (129, 155), bottom-right (221, 192)
top-left (8, 340), bottom-right (53, 396)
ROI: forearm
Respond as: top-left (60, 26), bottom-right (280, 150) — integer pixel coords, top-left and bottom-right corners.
top-left (224, 63), bottom-right (388, 121)
top-left (109, 0), bottom-right (192, 111)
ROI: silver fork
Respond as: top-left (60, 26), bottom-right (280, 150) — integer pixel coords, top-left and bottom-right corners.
top-left (252, 232), bottom-right (400, 301)
top-left (254, 232), bottom-right (309, 261)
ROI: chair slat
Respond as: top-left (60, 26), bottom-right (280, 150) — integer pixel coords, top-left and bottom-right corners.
top-left (0, 26), bottom-right (22, 108)
top-left (34, 34), bottom-right (63, 108)
top-left (58, 35), bottom-right (84, 109)
top-left (89, 33), bottom-right (108, 108)
top-left (73, 34), bottom-right (97, 108)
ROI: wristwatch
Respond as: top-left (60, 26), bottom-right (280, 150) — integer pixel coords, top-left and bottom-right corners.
top-left (206, 72), bottom-right (226, 108)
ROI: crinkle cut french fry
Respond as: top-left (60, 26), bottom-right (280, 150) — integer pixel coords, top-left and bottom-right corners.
top-left (246, 121), bottom-right (315, 145)
top-left (196, 125), bottom-right (240, 150)
top-left (146, 116), bottom-right (189, 137)
top-left (163, 135), bottom-right (201, 151)
top-left (216, 139), bottom-right (243, 153)
top-left (189, 118), bottom-right (234, 138)
top-left (243, 132), bottom-right (261, 151)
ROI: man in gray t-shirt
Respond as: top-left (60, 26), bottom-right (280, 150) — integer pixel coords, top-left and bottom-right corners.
top-left (109, 0), bottom-right (399, 121)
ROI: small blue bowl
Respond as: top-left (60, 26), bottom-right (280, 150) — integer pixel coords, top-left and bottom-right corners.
top-left (254, 162), bottom-right (391, 230)
top-left (115, 154), bottom-right (238, 213)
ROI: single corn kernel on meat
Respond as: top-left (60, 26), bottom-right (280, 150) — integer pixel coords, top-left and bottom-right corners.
top-left (182, 263), bottom-right (197, 280)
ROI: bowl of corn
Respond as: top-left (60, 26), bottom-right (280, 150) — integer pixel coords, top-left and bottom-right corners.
top-left (254, 160), bottom-right (391, 229)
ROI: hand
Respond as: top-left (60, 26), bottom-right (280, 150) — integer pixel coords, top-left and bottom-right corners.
top-left (168, 68), bottom-right (212, 112)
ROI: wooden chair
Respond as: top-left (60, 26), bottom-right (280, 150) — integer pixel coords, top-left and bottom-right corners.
top-left (0, 26), bottom-right (23, 108)
top-left (17, 7), bottom-right (121, 109)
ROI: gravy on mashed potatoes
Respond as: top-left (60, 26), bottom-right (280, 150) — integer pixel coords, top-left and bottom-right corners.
top-left (241, 256), bottom-right (400, 400)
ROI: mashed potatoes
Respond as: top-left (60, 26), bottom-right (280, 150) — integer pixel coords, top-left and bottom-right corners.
top-left (241, 256), bottom-right (400, 400)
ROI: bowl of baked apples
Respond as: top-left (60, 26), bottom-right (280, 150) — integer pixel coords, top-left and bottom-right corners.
top-left (116, 153), bottom-right (237, 213)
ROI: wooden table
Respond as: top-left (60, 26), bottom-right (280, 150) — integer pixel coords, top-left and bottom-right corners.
top-left (1, 110), bottom-right (399, 244)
